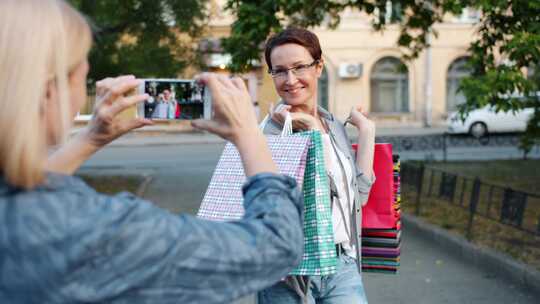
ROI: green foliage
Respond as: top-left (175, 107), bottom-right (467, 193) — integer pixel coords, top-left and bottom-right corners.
top-left (223, 0), bottom-right (540, 152)
top-left (223, 0), bottom-right (449, 71)
top-left (221, 1), bottom-right (282, 72)
top-left (69, 0), bottom-right (208, 82)
top-left (457, 0), bottom-right (540, 153)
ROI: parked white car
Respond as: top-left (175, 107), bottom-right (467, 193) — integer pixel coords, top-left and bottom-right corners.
top-left (447, 106), bottom-right (534, 138)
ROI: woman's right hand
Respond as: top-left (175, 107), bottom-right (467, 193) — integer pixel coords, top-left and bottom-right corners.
top-left (270, 104), bottom-right (320, 131)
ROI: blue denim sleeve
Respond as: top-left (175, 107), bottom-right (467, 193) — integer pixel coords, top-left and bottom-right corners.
top-left (63, 173), bottom-right (304, 304)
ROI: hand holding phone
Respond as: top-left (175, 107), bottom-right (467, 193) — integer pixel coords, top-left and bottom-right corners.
top-left (192, 73), bottom-right (277, 176)
top-left (85, 76), bottom-right (153, 148)
top-left (191, 73), bottom-right (259, 142)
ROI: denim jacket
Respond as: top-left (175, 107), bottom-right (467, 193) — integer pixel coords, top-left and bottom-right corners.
top-left (0, 172), bottom-right (304, 303)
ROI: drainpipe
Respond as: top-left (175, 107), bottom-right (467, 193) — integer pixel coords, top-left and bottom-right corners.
top-left (424, 31), bottom-right (433, 127)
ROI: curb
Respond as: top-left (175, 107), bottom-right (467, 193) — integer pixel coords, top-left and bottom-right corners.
top-left (402, 213), bottom-right (540, 296)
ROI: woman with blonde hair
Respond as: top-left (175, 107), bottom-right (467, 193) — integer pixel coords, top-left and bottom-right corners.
top-left (0, 1), bottom-right (304, 303)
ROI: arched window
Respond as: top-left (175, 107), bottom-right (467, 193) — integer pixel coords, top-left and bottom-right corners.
top-left (446, 57), bottom-right (471, 112)
top-left (370, 57), bottom-right (409, 113)
top-left (317, 67), bottom-right (328, 110)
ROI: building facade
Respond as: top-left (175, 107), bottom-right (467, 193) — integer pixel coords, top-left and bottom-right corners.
top-left (203, 2), bottom-right (479, 126)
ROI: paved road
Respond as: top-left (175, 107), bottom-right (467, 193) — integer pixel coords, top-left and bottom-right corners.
top-left (80, 143), bottom-right (538, 303)
top-left (83, 143), bottom-right (226, 213)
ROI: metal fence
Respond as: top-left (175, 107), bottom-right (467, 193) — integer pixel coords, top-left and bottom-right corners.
top-left (402, 162), bottom-right (540, 238)
top-left (377, 133), bottom-right (523, 151)
top-left (371, 133), bottom-right (540, 162)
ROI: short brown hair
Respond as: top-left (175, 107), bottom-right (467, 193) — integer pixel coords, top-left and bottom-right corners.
top-left (264, 27), bottom-right (322, 70)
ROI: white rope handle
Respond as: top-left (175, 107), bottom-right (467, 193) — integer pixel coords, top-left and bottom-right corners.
top-left (282, 111), bottom-right (293, 136)
top-left (258, 114), bottom-right (271, 130)
top-left (258, 108), bottom-right (293, 136)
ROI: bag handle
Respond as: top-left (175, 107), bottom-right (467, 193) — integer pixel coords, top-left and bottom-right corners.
top-left (258, 105), bottom-right (292, 136)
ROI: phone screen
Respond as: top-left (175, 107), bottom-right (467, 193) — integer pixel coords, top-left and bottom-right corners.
top-left (142, 79), bottom-right (206, 120)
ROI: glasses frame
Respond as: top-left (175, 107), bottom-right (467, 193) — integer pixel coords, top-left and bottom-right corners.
top-left (268, 59), bottom-right (320, 79)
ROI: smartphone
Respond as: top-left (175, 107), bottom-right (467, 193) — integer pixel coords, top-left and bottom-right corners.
top-left (131, 78), bottom-right (211, 120)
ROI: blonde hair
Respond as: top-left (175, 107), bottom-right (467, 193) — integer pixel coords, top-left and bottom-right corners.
top-left (0, 0), bottom-right (92, 188)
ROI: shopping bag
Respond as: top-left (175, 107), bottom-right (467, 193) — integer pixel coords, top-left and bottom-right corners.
top-left (353, 144), bottom-right (401, 274)
top-left (198, 115), bottom-right (337, 276)
top-left (290, 130), bottom-right (336, 276)
top-left (361, 155), bottom-right (401, 274)
top-left (353, 143), bottom-right (398, 229)
top-left (197, 134), bottom-right (310, 220)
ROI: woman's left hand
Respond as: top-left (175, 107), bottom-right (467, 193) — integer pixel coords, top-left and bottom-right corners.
top-left (349, 106), bottom-right (376, 187)
top-left (347, 106), bottom-right (375, 135)
top-left (83, 75), bottom-right (153, 148)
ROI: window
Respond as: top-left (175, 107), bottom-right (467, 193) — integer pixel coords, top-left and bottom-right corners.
top-left (386, 0), bottom-right (403, 23)
top-left (373, 1), bottom-right (403, 24)
top-left (317, 67), bottom-right (328, 110)
top-left (453, 7), bottom-right (481, 23)
top-left (370, 57), bottom-right (409, 113)
top-left (446, 57), bottom-right (471, 112)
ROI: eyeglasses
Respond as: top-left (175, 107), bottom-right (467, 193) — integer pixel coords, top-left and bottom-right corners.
top-left (269, 60), bottom-right (319, 79)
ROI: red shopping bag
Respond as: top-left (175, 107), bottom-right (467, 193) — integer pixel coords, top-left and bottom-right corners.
top-left (352, 143), bottom-right (398, 229)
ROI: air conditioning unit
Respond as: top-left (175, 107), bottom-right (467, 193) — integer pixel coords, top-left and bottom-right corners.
top-left (338, 63), bottom-right (363, 79)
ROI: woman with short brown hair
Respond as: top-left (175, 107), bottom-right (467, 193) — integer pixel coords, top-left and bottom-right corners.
top-left (259, 27), bottom-right (375, 304)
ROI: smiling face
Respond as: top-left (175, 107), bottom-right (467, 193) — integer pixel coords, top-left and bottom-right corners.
top-left (270, 43), bottom-right (323, 113)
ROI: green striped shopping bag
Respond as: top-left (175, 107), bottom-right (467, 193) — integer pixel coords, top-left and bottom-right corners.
top-left (290, 130), bottom-right (337, 276)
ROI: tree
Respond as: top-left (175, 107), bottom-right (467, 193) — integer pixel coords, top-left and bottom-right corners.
top-left (223, 0), bottom-right (540, 153)
top-left (69, 0), bottom-right (208, 83)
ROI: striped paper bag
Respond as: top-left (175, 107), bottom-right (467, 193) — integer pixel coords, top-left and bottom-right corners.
top-left (289, 130), bottom-right (337, 276)
top-left (197, 134), bottom-right (310, 220)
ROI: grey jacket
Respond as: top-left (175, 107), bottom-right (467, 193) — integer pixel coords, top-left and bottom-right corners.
top-left (262, 106), bottom-right (374, 298)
